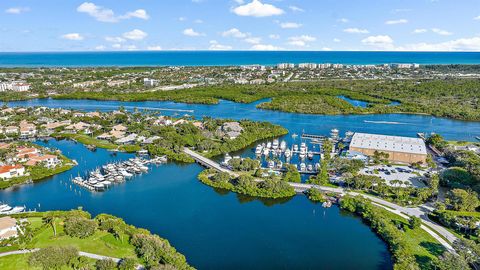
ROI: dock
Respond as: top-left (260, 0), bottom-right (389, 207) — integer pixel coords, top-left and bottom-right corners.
top-left (301, 133), bottom-right (327, 140)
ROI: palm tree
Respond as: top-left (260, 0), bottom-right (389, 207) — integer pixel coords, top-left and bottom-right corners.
top-left (42, 213), bottom-right (57, 237)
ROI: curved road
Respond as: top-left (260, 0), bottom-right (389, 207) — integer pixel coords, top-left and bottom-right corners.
top-left (184, 148), bottom-right (458, 252)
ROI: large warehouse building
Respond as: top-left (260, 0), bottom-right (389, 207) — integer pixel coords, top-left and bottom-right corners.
top-left (349, 132), bottom-right (427, 164)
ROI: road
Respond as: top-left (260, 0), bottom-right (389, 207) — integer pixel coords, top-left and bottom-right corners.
top-left (182, 148), bottom-right (458, 252)
top-left (0, 249), bottom-right (145, 269)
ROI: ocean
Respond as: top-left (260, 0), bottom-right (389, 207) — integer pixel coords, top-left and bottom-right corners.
top-left (1, 51), bottom-right (480, 67)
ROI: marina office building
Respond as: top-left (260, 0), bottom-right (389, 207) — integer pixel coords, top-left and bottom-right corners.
top-left (349, 133), bottom-right (427, 164)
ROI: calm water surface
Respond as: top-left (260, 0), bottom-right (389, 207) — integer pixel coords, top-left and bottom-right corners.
top-left (3, 98), bottom-right (480, 269)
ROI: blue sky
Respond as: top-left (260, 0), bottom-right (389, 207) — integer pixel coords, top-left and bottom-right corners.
top-left (1, 0), bottom-right (480, 52)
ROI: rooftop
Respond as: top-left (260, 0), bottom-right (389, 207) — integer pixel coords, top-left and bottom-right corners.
top-left (350, 132), bottom-right (427, 155)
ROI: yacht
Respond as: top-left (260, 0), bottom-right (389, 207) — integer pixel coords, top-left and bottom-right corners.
top-left (307, 151), bottom-right (314, 160)
top-left (300, 163), bottom-right (306, 172)
top-left (255, 145), bottom-right (263, 155)
top-left (307, 164), bottom-right (313, 171)
top-left (280, 140), bottom-right (287, 151)
top-left (268, 160), bottom-right (275, 169)
top-left (263, 148), bottom-right (270, 156)
top-left (272, 139), bottom-right (279, 149)
top-left (266, 142), bottom-right (272, 149)
top-left (293, 144), bottom-right (299, 152)
top-left (284, 149), bottom-right (291, 158)
top-left (276, 161), bottom-right (283, 169)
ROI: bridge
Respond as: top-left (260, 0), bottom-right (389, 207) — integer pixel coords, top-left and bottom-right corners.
top-left (182, 147), bottom-right (457, 252)
top-left (183, 148), bottom-right (237, 175)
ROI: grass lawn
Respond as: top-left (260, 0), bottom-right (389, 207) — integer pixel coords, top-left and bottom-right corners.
top-left (30, 224), bottom-right (138, 260)
top-left (374, 205), bottom-right (445, 269)
top-left (0, 254), bottom-right (36, 270)
top-left (59, 133), bottom-right (140, 153)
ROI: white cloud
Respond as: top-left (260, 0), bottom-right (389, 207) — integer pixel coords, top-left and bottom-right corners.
top-left (251, 44), bottom-right (281, 50)
top-left (209, 40), bottom-right (232, 50)
top-left (289, 6), bottom-right (304, 12)
top-left (413, 28), bottom-right (427, 34)
top-left (122, 29), bottom-right (148, 40)
top-left (322, 47), bottom-right (332, 51)
top-left (288, 35), bottom-right (316, 47)
top-left (269, 34), bottom-right (280, 39)
top-left (105, 36), bottom-right (126, 43)
top-left (222, 28), bottom-right (248, 38)
top-left (194, 19), bottom-right (204, 24)
top-left (338, 18), bottom-right (349, 23)
top-left (5, 7), bottom-right (30, 14)
top-left (333, 38), bottom-right (341, 42)
top-left (178, 17), bottom-right (187, 21)
top-left (61, 33), bottom-right (84, 41)
top-left (385, 19), bottom-right (408, 25)
top-left (112, 44), bottom-right (122, 49)
top-left (343, 28), bottom-right (369, 34)
top-left (431, 28), bottom-right (452, 36)
top-left (121, 9), bottom-right (150, 20)
top-left (233, 0), bottom-right (284, 17)
top-left (147, 46), bottom-right (162, 51)
top-left (361, 35), bottom-right (394, 49)
top-left (398, 36), bottom-right (480, 51)
top-left (77, 2), bottom-right (149, 23)
top-left (95, 45), bottom-right (106, 50)
top-left (183, 28), bottom-right (204, 37)
top-left (244, 37), bottom-right (261, 44)
top-left (280, 22), bottom-right (302, 29)
top-left (474, 15), bottom-right (480, 21)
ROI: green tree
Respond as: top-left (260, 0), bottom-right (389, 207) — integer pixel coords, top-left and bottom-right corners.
top-left (95, 258), bottom-right (117, 270)
top-left (64, 216), bottom-right (97, 239)
top-left (29, 246), bottom-right (79, 270)
top-left (42, 213), bottom-right (57, 237)
top-left (409, 216), bottom-right (422, 230)
top-left (446, 189), bottom-right (480, 211)
top-left (118, 258), bottom-right (136, 270)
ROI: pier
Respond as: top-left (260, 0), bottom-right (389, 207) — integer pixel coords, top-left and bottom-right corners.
top-left (301, 133), bottom-right (327, 140)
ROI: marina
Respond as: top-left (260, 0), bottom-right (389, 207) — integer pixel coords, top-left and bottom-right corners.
top-left (0, 203), bottom-right (27, 215)
top-left (72, 156), bottom-right (167, 192)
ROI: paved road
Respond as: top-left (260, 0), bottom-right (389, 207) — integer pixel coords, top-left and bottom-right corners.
top-left (0, 249), bottom-right (145, 269)
top-left (183, 148), bottom-right (458, 252)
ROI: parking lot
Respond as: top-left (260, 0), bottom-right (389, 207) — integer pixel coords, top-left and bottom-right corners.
top-left (360, 164), bottom-right (428, 188)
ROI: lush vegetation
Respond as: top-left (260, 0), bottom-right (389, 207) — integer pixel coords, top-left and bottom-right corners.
top-left (0, 210), bottom-right (193, 270)
top-left (340, 196), bottom-right (446, 270)
top-left (305, 188), bottom-right (327, 203)
top-left (57, 79), bottom-right (480, 121)
top-left (198, 169), bottom-right (296, 199)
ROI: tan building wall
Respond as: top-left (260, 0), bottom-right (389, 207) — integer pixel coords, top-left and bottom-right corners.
top-left (350, 147), bottom-right (427, 164)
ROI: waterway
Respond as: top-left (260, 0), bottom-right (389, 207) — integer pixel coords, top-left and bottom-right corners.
top-left (2, 98), bottom-right (480, 269)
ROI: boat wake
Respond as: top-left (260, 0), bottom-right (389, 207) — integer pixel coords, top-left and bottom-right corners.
top-left (363, 120), bottom-right (410, 125)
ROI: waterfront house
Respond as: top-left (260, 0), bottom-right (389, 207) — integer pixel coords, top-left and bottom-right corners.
top-left (65, 122), bottom-right (91, 132)
top-left (216, 122), bottom-right (244, 139)
top-left (0, 217), bottom-right (18, 240)
top-left (19, 121), bottom-right (37, 138)
top-left (25, 154), bottom-right (59, 168)
top-left (115, 133), bottom-right (138, 145)
top-left (0, 165), bottom-right (25, 179)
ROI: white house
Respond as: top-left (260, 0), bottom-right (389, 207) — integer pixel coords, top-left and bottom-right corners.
top-left (0, 217), bottom-right (18, 240)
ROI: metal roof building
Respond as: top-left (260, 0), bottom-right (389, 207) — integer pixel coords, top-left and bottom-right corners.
top-left (349, 133), bottom-right (427, 164)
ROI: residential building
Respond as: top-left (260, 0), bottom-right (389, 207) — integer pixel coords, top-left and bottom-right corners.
top-left (0, 217), bottom-right (18, 240)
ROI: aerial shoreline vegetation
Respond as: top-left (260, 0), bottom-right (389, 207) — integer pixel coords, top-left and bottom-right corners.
top-left (198, 169), bottom-right (296, 199)
top-left (0, 210), bottom-right (194, 270)
top-left (53, 79), bottom-right (480, 121)
top-left (339, 195), bottom-right (446, 270)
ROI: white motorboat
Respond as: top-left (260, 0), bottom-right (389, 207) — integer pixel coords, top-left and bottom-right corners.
top-left (255, 145), bottom-right (263, 155)
top-left (266, 142), bottom-right (272, 149)
top-left (300, 163), bottom-right (306, 171)
top-left (293, 144), bottom-right (299, 152)
top-left (284, 149), bottom-right (291, 158)
top-left (268, 160), bottom-right (275, 169)
top-left (272, 139), bottom-right (279, 149)
top-left (280, 140), bottom-right (287, 151)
